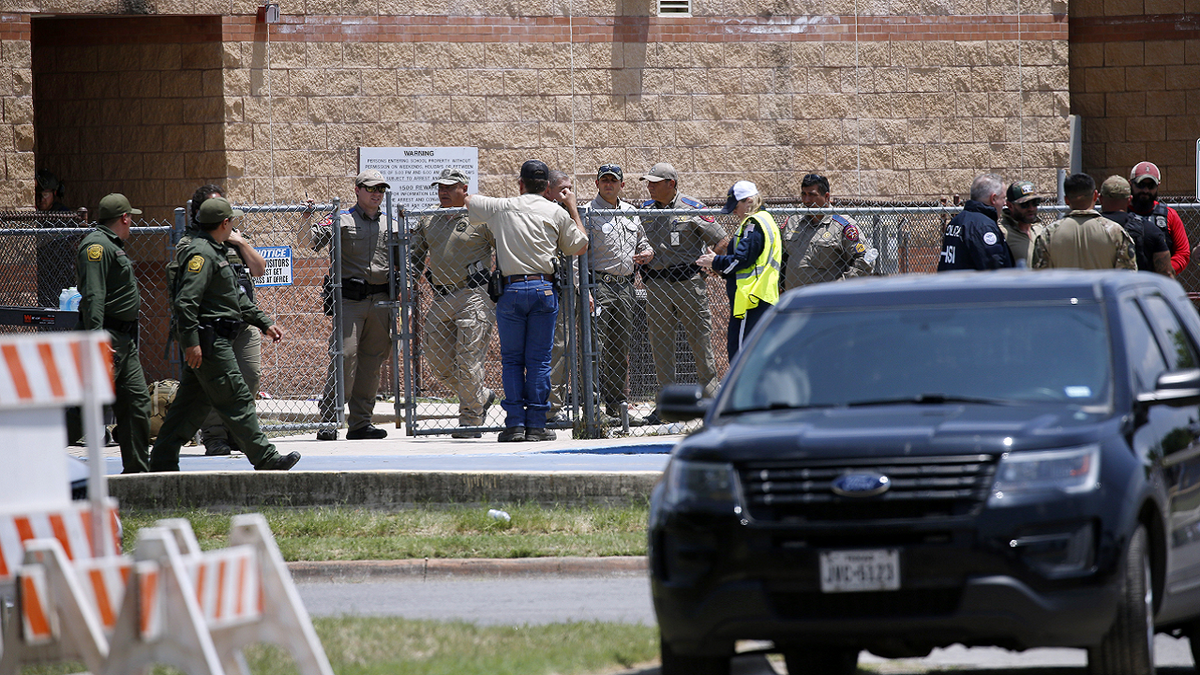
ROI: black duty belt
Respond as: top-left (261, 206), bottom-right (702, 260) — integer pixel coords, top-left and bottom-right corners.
top-left (504, 274), bottom-right (554, 284)
top-left (102, 317), bottom-right (138, 336)
top-left (595, 272), bottom-right (633, 283)
top-left (641, 264), bottom-right (699, 282)
top-left (200, 317), bottom-right (244, 340)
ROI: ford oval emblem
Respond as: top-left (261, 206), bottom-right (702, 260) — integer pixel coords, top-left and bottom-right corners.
top-left (831, 472), bottom-right (891, 497)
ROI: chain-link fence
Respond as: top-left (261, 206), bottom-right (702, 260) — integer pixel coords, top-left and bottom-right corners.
top-left (394, 197), bottom-right (1200, 440)
top-left (10, 195), bottom-right (1200, 443)
top-left (215, 201), bottom-right (344, 437)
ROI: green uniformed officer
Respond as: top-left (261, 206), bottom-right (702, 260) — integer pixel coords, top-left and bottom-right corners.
top-left (639, 163), bottom-right (727, 413)
top-left (149, 197), bottom-right (300, 472)
top-left (178, 184), bottom-right (268, 457)
top-left (76, 193), bottom-right (151, 473)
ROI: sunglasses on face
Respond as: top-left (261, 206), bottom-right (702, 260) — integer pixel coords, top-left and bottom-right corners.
top-left (359, 185), bottom-right (387, 194)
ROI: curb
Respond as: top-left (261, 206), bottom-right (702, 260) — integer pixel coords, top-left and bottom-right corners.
top-left (109, 470), bottom-right (661, 509)
top-left (286, 556), bottom-right (649, 581)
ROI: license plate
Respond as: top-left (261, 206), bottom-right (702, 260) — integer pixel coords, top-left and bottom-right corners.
top-left (820, 549), bottom-right (901, 593)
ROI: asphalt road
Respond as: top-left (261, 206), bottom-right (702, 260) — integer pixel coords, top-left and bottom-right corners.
top-left (295, 575), bottom-right (1200, 674)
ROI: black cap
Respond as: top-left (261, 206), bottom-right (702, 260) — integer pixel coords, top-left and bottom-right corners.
top-left (520, 160), bottom-right (550, 182)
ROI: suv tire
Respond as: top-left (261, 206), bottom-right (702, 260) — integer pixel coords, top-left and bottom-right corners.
top-left (1087, 524), bottom-right (1154, 675)
top-left (784, 647), bottom-right (859, 675)
top-left (659, 639), bottom-right (728, 675)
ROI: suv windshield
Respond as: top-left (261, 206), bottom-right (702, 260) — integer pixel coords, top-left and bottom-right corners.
top-left (722, 302), bottom-right (1112, 413)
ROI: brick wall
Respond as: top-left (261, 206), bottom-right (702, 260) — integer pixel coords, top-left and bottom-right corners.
top-left (1070, 0), bottom-right (1200, 195)
top-left (3, 2), bottom-right (1068, 207)
top-left (30, 16), bottom-right (225, 220)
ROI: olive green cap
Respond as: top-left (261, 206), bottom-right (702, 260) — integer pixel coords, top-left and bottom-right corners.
top-left (96, 193), bottom-right (142, 221)
top-left (197, 196), bottom-right (244, 224)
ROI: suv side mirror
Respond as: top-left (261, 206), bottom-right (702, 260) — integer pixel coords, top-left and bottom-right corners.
top-left (657, 384), bottom-right (709, 422)
top-left (1136, 368), bottom-right (1200, 407)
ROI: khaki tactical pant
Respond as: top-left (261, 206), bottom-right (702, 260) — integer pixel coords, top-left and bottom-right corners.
top-left (424, 287), bottom-right (494, 426)
top-left (645, 276), bottom-right (719, 398)
top-left (149, 334), bottom-right (280, 471)
top-left (320, 294), bottom-right (393, 431)
top-left (198, 324), bottom-right (261, 447)
top-left (594, 277), bottom-right (636, 413)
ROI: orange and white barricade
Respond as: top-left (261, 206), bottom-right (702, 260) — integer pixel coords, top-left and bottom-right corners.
top-left (105, 514), bottom-right (333, 675)
top-left (0, 331), bottom-right (121, 675)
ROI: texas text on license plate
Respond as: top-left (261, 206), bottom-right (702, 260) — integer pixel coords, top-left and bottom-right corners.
top-left (819, 549), bottom-right (901, 593)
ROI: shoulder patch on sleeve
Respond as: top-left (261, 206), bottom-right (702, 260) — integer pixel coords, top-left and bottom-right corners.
top-left (187, 255), bottom-right (205, 273)
top-left (86, 244), bottom-right (104, 262)
top-left (842, 223), bottom-right (860, 242)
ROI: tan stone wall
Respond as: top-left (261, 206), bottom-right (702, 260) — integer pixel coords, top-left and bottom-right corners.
top-left (29, 16), bottom-right (225, 221)
top-left (1, 16), bottom-right (34, 209)
top-left (1071, 0), bottom-right (1200, 195)
top-left (3, 5), bottom-right (1069, 208)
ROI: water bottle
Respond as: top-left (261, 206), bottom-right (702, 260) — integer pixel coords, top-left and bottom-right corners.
top-left (67, 287), bottom-right (82, 311)
top-left (487, 509), bottom-right (511, 522)
top-left (58, 287), bottom-right (71, 310)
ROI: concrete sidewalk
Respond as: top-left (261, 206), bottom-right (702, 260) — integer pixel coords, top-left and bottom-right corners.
top-left (91, 412), bottom-right (688, 508)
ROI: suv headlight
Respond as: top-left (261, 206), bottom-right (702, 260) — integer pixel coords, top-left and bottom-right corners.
top-left (989, 444), bottom-right (1101, 505)
top-left (663, 459), bottom-right (738, 510)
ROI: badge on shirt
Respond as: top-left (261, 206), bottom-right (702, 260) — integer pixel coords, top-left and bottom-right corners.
top-left (983, 232), bottom-right (998, 246)
top-left (187, 255), bottom-right (205, 273)
top-left (855, 242), bottom-right (866, 254)
top-left (670, 231), bottom-right (681, 247)
top-left (87, 244), bottom-right (103, 261)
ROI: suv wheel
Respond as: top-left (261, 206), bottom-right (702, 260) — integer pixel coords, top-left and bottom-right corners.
top-left (784, 647), bottom-right (859, 675)
top-left (1087, 524), bottom-right (1154, 675)
top-left (660, 638), bottom-right (728, 675)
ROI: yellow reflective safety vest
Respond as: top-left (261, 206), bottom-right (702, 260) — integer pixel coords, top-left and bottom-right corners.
top-left (732, 210), bottom-right (782, 319)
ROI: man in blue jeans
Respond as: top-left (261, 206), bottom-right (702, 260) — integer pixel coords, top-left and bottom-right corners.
top-left (464, 160), bottom-right (589, 441)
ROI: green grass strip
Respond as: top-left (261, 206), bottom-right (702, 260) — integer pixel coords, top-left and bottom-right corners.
top-left (20, 617), bottom-right (659, 675)
top-left (119, 503), bottom-right (651, 561)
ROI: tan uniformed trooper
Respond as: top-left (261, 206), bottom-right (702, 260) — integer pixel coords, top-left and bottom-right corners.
top-left (303, 169), bottom-right (396, 441)
top-left (785, 174), bottom-right (874, 288)
top-left (1032, 173), bottom-right (1137, 271)
top-left (411, 168), bottom-right (496, 438)
top-left (639, 163), bottom-right (728, 418)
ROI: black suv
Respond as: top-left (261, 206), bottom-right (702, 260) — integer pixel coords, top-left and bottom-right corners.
top-left (650, 270), bottom-right (1200, 675)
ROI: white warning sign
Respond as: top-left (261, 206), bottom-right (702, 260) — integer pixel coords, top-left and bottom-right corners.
top-left (252, 246), bottom-right (292, 287)
top-left (358, 147), bottom-right (479, 212)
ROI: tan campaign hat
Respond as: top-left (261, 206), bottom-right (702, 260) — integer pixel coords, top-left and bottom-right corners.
top-left (96, 193), bottom-right (142, 221)
top-left (355, 169), bottom-right (390, 188)
top-left (640, 163), bottom-right (679, 183)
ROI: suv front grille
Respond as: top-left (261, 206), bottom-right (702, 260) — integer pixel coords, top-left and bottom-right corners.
top-left (740, 454), bottom-right (998, 523)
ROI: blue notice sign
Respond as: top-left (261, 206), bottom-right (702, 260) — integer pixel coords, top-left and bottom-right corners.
top-left (253, 246), bottom-right (293, 287)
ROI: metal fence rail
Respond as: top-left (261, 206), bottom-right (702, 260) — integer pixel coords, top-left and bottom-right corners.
top-left (9, 197), bottom-right (1200, 442)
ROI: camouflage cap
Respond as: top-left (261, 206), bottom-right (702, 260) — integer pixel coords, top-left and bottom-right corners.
top-left (96, 193), bottom-right (142, 221)
top-left (430, 168), bottom-right (469, 186)
top-left (355, 169), bottom-right (390, 188)
top-left (1005, 181), bottom-right (1040, 204)
top-left (1100, 175), bottom-right (1131, 200)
